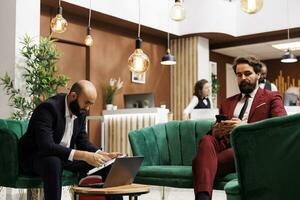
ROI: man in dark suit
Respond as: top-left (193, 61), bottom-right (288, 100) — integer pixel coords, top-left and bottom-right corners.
top-left (192, 56), bottom-right (287, 200)
top-left (19, 80), bottom-right (122, 200)
top-left (258, 62), bottom-right (278, 91)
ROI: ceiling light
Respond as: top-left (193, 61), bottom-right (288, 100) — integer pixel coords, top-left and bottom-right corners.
top-left (280, 0), bottom-right (297, 64)
top-left (84, 0), bottom-right (93, 46)
top-left (128, 0), bottom-right (150, 74)
top-left (281, 49), bottom-right (298, 63)
top-left (161, 33), bottom-right (176, 65)
top-left (170, 0), bottom-right (186, 21)
top-left (272, 41), bottom-right (300, 51)
top-left (240, 0), bottom-right (263, 14)
top-left (50, 0), bottom-right (68, 33)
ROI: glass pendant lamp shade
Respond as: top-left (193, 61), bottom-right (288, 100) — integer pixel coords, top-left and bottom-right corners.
top-left (240, 0), bottom-right (263, 14)
top-left (128, 0), bottom-right (150, 74)
top-left (170, 0), bottom-right (186, 21)
top-left (85, 0), bottom-right (93, 47)
top-left (84, 27), bottom-right (93, 46)
top-left (281, 49), bottom-right (298, 63)
top-left (50, 4), bottom-right (68, 33)
top-left (128, 38), bottom-right (150, 73)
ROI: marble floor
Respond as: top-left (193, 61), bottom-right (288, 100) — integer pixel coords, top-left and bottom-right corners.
top-left (0, 186), bottom-right (226, 200)
top-left (124, 186), bottom-right (226, 200)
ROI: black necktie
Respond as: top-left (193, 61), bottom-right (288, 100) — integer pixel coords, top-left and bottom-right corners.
top-left (238, 94), bottom-right (250, 120)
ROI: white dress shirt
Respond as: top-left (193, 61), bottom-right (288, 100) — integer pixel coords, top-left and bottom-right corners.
top-left (233, 87), bottom-right (259, 122)
top-left (259, 80), bottom-right (278, 91)
top-left (184, 95), bottom-right (213, 115)
top-left (60, 96), bottom-right (77, 161)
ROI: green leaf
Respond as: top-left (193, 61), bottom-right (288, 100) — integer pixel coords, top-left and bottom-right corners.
top-left (0, 35), bottom-right (69, 120)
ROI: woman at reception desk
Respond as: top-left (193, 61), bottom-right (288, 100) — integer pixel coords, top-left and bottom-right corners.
top-left (183, 79), bottom-right (214, 120)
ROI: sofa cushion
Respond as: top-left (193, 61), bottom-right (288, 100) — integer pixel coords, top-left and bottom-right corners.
top-left (0, 119), bottom-right (28, 139)
top-left (138, 166), bottom-right (192, 179)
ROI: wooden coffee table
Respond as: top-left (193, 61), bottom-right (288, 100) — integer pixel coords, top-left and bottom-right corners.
top-left (72, 183), bottom-right (150, 200)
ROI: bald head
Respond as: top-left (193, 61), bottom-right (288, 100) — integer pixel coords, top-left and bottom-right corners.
top-left (68, 80), bottom-right (97, 116)
top-left (70, 80), bottom-right (97, 99)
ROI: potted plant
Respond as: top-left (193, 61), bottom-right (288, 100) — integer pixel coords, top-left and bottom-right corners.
top-left (0, 35), bottom-right (69, 120)
top-left (143, 100), bottom-right (150, 108)
top-left (102, 78), bottom-right (123, 110)
top-left (211, 73), bottom-right (219, 108)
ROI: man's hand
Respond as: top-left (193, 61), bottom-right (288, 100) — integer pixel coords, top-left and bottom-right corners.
top-left (97, 151), bottom-right (123, 159)
top-left (73, 150), bottom-right (111, 167)
top-left (212, 118), bottom-right (242, 138)
top-left (85, 152), bottom-right (111, 167)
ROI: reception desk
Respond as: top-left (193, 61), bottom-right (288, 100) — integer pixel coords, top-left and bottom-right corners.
top-left (101, 108), bottom-right (169, 155)
top-left (190, 108), bottom-right (219, 121)
top-left (285, 106), bottom-right (300, 115)
top-left (189, 106), bottom-right (300, 121)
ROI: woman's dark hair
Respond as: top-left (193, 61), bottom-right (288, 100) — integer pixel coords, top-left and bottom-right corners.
top-left (193, 79), bottom-right (208, 98)
top-left (232, 56), bottom-right (262, 74)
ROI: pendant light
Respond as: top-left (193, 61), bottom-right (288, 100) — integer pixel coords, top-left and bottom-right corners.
top-left (128, 0), bottom-right (150, 74)
top-left (170, 0), bottom-right (186, 21)
top-left (84, 0), bottom-right (93, 46)
top-left (50, 0), bottom-right (68, 33)
top-left (281, 0), bottom-right (297, 63)
top-left (281, 49), bottom-right (298, 63)
top-left (240, 0), bottom-right (263, 14)
top-left (161, 33), bottom-right (176, 65)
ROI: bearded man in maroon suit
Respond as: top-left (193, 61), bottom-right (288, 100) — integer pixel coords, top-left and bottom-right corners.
top-left (193, 56), bottom-right (287, 200)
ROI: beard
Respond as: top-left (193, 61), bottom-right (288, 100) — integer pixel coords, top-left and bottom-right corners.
top-left (239, 79), bottom-right (257, 94)
top-left (69, 98), bottom-right (87, 117)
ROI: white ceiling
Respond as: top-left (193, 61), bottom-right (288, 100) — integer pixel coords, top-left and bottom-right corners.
top-left (212, 38), bottom-right (300, 60)
top-left (64, 0), bottom-right (300, 37)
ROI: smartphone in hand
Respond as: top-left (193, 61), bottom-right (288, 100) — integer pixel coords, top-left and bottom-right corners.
top-left (215, 114), bottom-right (228, 123)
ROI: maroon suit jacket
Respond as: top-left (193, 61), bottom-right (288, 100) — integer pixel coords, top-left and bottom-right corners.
top-left (220, 87), bottom-right (287, 123)
top-left (216, 88), bottom-right (287, 148)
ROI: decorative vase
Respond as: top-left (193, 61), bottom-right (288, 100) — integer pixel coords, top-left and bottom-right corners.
top-left (106, 104), bottom-right (113, 110)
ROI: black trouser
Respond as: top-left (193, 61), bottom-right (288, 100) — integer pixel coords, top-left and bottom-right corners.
top-left (20, 153), bottom-right (122, 200)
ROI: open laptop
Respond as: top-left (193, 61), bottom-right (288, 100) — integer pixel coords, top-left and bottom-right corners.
top-left (80, 156), bottom-right (144, 188)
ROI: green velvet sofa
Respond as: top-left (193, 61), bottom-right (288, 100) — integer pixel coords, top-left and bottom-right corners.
top-left (128, 120), bottom-right (236, 190)
top-left (0, 119), bottom-right (77, 189)
top-left (225, 113), bottom-right (300, 200)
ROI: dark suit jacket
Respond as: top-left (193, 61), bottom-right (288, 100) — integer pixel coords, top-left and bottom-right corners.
top-left (19, 93), bottom-right (98, 162)
top-left (220, 88), bottom-right (287, 123)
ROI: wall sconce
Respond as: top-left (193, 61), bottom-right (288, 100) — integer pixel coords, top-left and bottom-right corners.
top-left (128, 0), bottom-right (150, 74)
top-left (84, 0), bottom-right (93, 46)
top-left (240, 0), bottom-right (263, 14)
top-left (161, 33), bottom-right (176, 65)
top-left (170, 0), bottom-right (186, 21)
top-left (50, 0), bottom-right (68, 33)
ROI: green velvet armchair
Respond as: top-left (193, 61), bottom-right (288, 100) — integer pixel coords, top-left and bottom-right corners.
top-left (128, 120), bottom-right (236, 190)
top-left (225, 113), bottom-right (300, 200)
top-left (0, 119), bottom-right (77, 189)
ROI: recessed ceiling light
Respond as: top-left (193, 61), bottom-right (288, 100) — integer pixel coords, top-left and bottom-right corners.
top-left (272, 41), bottom-right (300, 51)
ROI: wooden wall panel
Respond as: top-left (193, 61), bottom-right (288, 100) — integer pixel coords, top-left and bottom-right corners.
top-left (171, 37), bottom-right (198, 120)
top-left (262, 58), bottom-right (300, 85)
top-left (210, 52), bottom-right (234, 108)
top-left (55, 42), bottom-right (86, 92)
top-left (40, 4), bottom-right (170, 147)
